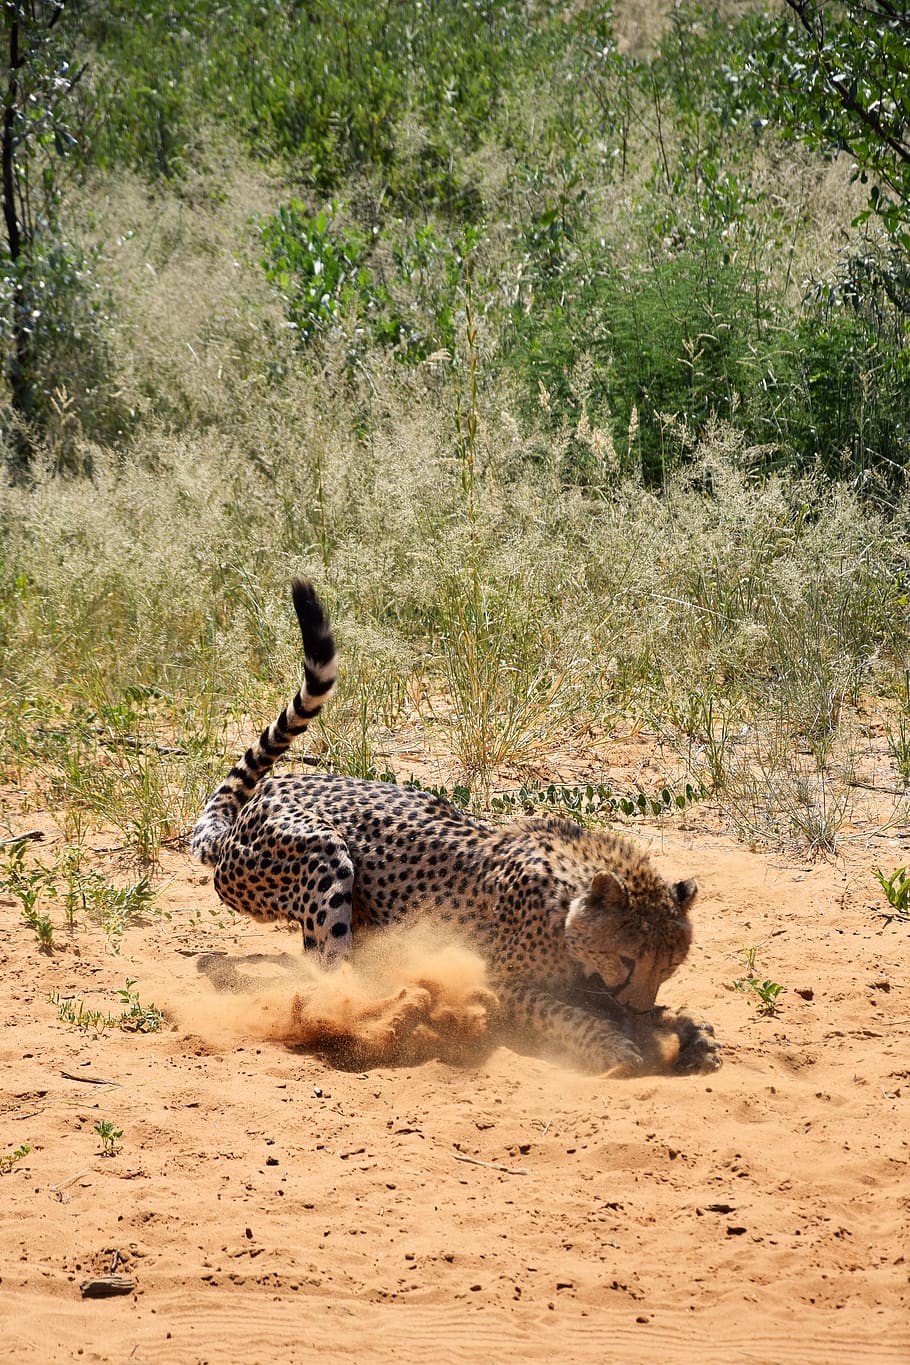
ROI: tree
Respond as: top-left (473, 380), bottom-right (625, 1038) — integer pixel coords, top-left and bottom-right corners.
top-left (756, 1), bottom-right (910, 246)
top-left (1, 1), bottom-right (83, 464)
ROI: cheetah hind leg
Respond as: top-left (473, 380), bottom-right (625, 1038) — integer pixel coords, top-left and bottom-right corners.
top-left (214, 817), bottom-right (356, 965)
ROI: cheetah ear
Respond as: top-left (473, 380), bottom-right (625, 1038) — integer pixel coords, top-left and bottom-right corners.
top-left (673, 878), bottom-right (698, 912)
top-left (588, 870), bottom-right (629, 913)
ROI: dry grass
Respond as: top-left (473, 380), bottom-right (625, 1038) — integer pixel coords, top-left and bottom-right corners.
top-left (1, 156), bottom-right (908, 858)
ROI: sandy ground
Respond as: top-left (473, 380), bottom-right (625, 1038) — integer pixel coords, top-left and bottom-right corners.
top-left (1, 783), bottom-right (908, 1364)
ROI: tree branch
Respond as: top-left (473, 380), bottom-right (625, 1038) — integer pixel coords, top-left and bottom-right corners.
top-left (783, 0), bottom-right (910, 169)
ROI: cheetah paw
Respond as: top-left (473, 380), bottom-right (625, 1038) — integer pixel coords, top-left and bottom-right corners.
top-left (674, 1018), bottom-right (722, 1075)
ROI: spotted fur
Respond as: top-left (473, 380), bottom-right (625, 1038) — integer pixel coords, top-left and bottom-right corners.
top-left (192, 581), bottom-right (720, 1076)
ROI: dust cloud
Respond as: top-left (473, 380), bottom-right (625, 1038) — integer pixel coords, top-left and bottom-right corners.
top-left (172, 923), bottom-right (499, 1068)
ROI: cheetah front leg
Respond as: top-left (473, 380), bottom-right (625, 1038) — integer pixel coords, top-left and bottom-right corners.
top-left (496, 979), bottom-right (645, 1075)
top-left (558, 978), bottom-right (722, 1075)
top-left (213, 816), bottom-right (356, 965)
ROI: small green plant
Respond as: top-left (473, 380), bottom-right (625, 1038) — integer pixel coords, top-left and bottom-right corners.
top-left (50, 993), bottom-right (118, 1033)
top-left (4, 838), bottom-right (158, 950)
top-left (1, 839), bottom-right (55, 919)
top-left (50, 979), bottom-right (163, 1034)
top-left (2, 841), bottom-right (57, 949)
top-left (58, 862), bottom-right (156, 949)
top-left (4, 835), bottom-right (155, 919)
top-left (739, 944), bottom-right (758, 977)
top-left (0, 1143), bottom-right (31, 1174)
top-left (32, 913), bottom-right (55, 951)
top-left (402, 777), bottom-right (472, 810)
top-left (750, 979), bottom-right (785, 1016)
top-left (87, 874), bottom-right (157, 948)
top-left (262, 202), bottom-right (487, 364)
top-left (58, 844), bottom-right (84, 930)
top-left (489, 780), bottom-right (704, 821)
top-left (873, 866), bottom-right (910, 920)
top-left (732, 945), bottom-right (784, 1016)
top-left (115, 979), bottom-right (164, 1033)
top-left (94, 1119), bottom-right (122, 1157)
top-left (261, 201), bottom-right (388, 346)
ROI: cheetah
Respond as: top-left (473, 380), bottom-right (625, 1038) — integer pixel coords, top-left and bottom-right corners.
top-left (191, 580), bottom-right (721, 1076)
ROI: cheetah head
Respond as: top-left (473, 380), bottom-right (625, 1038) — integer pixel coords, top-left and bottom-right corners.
top-left (563, 869), bottom-right (696, 1013)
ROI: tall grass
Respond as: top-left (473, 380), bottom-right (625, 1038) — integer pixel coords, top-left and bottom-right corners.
top-left (0, 48), bottom-right (908, 860)
top-left (0, 181), bottom-right (907, 858)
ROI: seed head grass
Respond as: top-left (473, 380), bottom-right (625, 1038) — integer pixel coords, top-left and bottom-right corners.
top-left (0, 163), bottom-right (908, 853)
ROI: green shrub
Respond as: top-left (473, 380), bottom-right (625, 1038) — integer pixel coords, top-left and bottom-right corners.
top-left (75, 0), bottom-right (553, 204)
top-left (261, 204), bottom-right (488, 363)
top-left (507, 227), bottom-right (777, 482)
top-left (762, 252), bottom-right (910, 493)
top-left (261, 203), bottom-right (372, 345)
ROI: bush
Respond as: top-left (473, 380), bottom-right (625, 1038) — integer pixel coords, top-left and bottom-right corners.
top-left (507, 227), bottom-right (778, 482)
top-left (261, 203), bottom-right (486, 362)
top-left (75, 0), bottom-right (553, 206)
top-left (761, 251), bottom-right (910, 492)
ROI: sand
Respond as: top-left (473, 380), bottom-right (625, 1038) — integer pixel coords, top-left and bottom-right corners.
top-left (1, 801), bottom-right (908, 1364)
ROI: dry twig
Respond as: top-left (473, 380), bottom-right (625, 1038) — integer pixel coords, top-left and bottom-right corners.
top-left (452, 1152), bottom-right (528, 1175)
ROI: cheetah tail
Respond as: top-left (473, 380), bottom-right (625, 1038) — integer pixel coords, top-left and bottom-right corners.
top-left (189, 579), bottom-right (338, 866)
